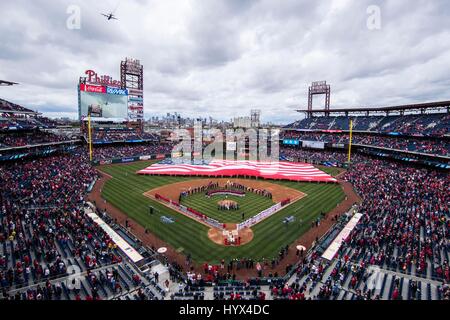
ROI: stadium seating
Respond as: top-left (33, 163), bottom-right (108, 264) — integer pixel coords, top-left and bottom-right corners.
top-left (0, 116), bottom-right (448, 300)
top-left (0, 148), bottom-right (166, 300)
top-left (286, 113), bottom-right (449, 136)
top-left (92, 143), bottom-right (174, 161)
top-left (280, 157), bottom-right (447, 300)
top-left (280, 132), bottom-right (450, 157)
top-left (0, 99), bottom-right (35, 113)
top-left (0, 131), bottom-right (71, 148)
top-left (88, 130), bottom-right (159, 144)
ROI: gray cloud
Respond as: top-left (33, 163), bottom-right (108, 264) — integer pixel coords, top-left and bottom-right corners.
top-left (0, 0), bottom-right (449, 124)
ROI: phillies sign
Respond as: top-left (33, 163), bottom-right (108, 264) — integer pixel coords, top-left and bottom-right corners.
top-left (106, 87), bottom-right (128, 95)
top-left (85, 70), bottom-right (122, 87)
top-left (80, 84), bottom-right (106, 94)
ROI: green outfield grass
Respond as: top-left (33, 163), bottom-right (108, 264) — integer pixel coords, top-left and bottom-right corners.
top-left (180, 192), bottom-right (275, 223)
top-left (319, 166), bottom-right (341, 177)
top-left (99, 161), bottom-right (345, 264)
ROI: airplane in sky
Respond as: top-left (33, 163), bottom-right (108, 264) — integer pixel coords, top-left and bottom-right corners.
top-left (101, 1), bottom-right (121, 21)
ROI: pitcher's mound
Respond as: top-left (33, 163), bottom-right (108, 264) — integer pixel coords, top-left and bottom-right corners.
top-left (208, 224), bottom-right (254, 246)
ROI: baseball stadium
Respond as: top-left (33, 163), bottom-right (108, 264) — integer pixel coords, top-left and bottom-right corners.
top-left (0, 0), bottom-right (449, 309)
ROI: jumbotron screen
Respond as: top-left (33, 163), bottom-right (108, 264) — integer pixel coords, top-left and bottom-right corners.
top-left (78, 84), bottom-right (128, 120)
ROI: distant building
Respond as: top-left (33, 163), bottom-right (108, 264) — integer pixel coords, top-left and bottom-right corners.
top-left (251, 109), bottom-right (261, 128)
top-left (233, 109), bottom-right (261, 128)
top-left (233, 116), bottom-right (252, 128)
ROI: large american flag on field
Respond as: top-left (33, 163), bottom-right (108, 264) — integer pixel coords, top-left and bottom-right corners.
top-left (137, 160), bottom-right (337, 183)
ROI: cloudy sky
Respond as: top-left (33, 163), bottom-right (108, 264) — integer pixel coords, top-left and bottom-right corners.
top-left (0, 0), bottom-right (449, 124)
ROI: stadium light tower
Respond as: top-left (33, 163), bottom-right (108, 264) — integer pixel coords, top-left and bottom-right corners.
top-left (120, 58), bottom-right (144, 128)
top-left (87, 111), bottom-right (93, 161)
top-left (307, 81), bottom-right (331, 117)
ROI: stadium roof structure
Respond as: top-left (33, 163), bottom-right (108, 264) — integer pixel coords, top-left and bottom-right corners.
top-left (297, 100), bottom-right (450, 117)
top-left (0, 98), bottom-right (37, 115)
top-left (0, 80), bottom-right (18, 86)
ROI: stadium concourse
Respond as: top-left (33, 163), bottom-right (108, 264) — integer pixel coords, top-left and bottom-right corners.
top-left (0, 98), bottom-right (449, 300)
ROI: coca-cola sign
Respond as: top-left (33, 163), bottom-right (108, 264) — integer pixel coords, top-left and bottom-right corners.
top-left (85, 69), bottom-right (122, 87)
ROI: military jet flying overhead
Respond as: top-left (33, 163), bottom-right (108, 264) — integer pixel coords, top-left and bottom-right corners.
top-left (101, 13), bottom-right (118, 21)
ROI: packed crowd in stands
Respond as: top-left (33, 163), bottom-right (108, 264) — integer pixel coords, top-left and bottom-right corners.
top-left (275, 154), bottom-right (449, 300)
top-left (92, 143), bottom-right (174, 161)
top-left (342, 159), bottom-right (449, 281)
top-left (280, 147), bottom-right (350, 164)
top-left (184, 248), bottom-right (292, 286)
top-left (0, 118), bottom-right (448, 300)
top-left (0, 149), bottom-right (96, 209)
top-left (0, 148), bottom-right (161, 300)
top-left (352, 135), bottom-right (449, 156)
top-left (281, 131), bottom-right (450, 156)
top-left (285, 113), bottom-right (449, 136)
top-left (0, 149), bottom-right (97, 298)
top-left (0, 131), bottom-right (70, 148)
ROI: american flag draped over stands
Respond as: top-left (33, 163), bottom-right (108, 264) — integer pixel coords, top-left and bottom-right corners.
top-left (137, 159), bottom-right (337, 183)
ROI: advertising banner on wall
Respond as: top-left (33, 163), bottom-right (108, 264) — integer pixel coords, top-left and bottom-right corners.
top-left (238, 203), bottom-right (282, 230)
top-left (106, 87), bottom-right (128, 95)
top-left (302, 140), bottom-right (325, 149)
top-left (283, 139), bottom-right (300, 146)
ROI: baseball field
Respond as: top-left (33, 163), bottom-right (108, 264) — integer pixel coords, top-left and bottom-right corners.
top-left (99, 160), bottom-right (345, 264)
